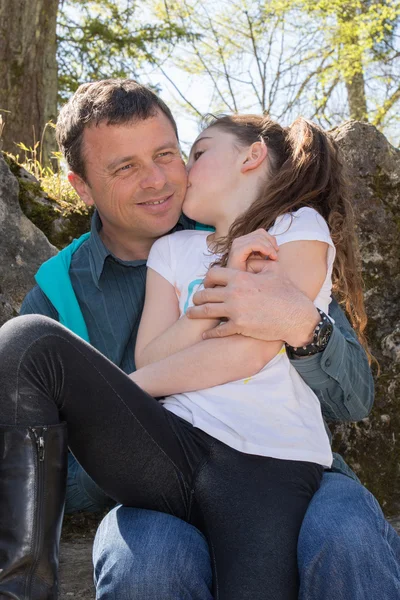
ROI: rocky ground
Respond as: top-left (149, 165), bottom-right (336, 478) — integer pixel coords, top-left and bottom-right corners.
top-left (60, 513), bottom-right (103, 600)
top-left (59, 514), bottom-right (400, 600)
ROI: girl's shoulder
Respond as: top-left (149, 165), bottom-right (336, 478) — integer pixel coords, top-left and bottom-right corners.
top-left (149, 229), bottom-right (209, 265)
top-left (268, 206), bottom-right (334, 249)
top-left (269, 206), bottom-right (329, 236)
top-left (159, 228), bottom-right (209, 250)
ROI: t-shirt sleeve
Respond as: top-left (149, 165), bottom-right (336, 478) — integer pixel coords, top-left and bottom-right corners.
top-left (268, 207), bottom-right (335, 251)
top-left (146, 234), bottom-right (175, 286)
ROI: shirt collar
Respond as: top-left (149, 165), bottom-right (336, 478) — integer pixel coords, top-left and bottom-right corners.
top-left (88, 210), bottom-right (193, 289)
top-left (88, 211), bottom-right (111, 287)
top-left (88, 211), bottom-right (146, 289)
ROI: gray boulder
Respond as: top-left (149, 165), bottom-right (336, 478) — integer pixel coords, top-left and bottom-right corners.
top-left (0, 152), bottom-right (57, 326)
top-left (3, 154), bottom-right (92, 250)
top-left (330, 121), bottom-right (400, 515)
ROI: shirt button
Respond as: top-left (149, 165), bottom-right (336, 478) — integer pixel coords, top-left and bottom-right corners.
top-left (325, 359), bottom-right (331, 367)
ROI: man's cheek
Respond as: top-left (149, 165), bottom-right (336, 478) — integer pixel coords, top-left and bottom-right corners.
top-left (170, 161), bottom-right (187, 186)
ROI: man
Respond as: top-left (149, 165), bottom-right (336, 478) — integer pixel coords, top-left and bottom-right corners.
top-left (19, 79), bottom-right (400, 599)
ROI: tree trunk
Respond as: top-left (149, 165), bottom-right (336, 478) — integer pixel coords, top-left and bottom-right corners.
top-left (0, 0), bottom-right (59, 161)
top-left (345, 69), bottom-right (368, 122)
top-left (340, 3), bottom-right (369, 123)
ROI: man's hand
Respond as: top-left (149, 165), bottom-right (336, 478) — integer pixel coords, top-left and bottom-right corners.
top-left (186, 261), bottom-right (321, 347)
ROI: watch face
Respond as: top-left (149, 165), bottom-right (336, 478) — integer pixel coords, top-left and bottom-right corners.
top-left (316, 320), bottom-right (333, 348)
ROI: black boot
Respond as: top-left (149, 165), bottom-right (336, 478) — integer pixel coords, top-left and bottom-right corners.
top-left (0, 423), bottom-right (67, 599)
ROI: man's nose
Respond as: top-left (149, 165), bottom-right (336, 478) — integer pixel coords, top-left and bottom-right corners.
top-left (140, 163), bottom-right (167, 190)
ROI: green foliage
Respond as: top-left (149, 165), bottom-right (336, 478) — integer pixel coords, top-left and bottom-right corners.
top-left (57, 0), bottom-right (192, 102)
top-left (286, 0), bottom-right (399, 76)
top-left (156, 0), bottom-right (399, 142)
top-left (6, 138), bottom-right (83, 208)
top-left (4, 135), bottom-right (93, 249)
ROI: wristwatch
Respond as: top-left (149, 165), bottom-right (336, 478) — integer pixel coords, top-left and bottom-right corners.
top-left (285, 308), bottom-right (333, 359)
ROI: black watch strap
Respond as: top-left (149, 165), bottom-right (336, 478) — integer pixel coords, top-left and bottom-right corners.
top-left (285, 309), bottom-right (333, 358)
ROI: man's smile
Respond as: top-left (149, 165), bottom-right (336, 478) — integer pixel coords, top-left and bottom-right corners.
top-left (136, 193), bottom-right (174, 211)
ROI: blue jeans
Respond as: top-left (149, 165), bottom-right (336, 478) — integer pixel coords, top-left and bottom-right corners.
top-left (65, 453), bottom-right (115, 514)
top-left (92, 472), bottom-right (400, 600)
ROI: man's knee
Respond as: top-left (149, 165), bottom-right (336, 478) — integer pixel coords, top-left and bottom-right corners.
top-left (93, 506), bottom-right (212, 599)
top-left (299, 472), bottom-right (385, 564)
top-left (298, 472), bottom-right (400, 599)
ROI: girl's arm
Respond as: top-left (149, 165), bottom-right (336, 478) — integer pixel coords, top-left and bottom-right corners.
top-left (131, 335), bottom-right (282, 396)
top-left (134, 268), bottom-right (219, 369)
top-left (132, 240), bottom-right (328, 397)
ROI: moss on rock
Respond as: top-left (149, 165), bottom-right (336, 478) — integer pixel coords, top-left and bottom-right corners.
top-left (330, 121), bottom-right (400, 516)
top-left (2, 152), bottom-right (93, 249)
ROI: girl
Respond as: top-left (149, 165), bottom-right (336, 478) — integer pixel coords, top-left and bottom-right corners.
top-left (0, 116), bottom-right (368, 600)
top-left (128, 114), bottom-right (366, 598)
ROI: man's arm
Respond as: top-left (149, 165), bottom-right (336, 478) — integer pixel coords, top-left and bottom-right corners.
top-left (187, 264), bottom-right (374, 422)
top-left (19, 285), bottom-right (59, 320)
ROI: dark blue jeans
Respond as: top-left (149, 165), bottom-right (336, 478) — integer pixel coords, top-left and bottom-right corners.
top-left (0, 315), bottom-right (322, 600)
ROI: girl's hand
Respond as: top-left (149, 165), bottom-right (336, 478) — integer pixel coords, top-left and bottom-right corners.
top-left (227, 229), bottom-right (279, 271)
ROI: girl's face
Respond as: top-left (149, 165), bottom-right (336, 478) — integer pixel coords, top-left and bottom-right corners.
top-left (183, 128), bottom-right (247, 226)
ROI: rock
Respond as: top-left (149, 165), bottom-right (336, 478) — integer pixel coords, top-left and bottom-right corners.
top-left (389, 516), bottom-right (400, 534)
top-left (0, 152), bottom-right (57, 326)
top-left (330, 121), bottom-right (400, 516)
top-left (2, 154), bottom-right (92, 249)
top-left (59, 513), bottom-right (104, 600)
top-left (59, 540), bottom-right (95, 600)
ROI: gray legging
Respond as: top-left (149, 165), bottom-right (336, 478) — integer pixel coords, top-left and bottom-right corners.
top-left (0, 315), bottom-right (322, 600)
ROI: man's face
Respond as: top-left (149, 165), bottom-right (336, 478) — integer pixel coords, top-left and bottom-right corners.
top-left (70, 111), bottom-right (187, 242)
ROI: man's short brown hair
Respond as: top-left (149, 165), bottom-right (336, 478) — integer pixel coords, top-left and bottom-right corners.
top-left (56, 79), bottom-right (178, 181)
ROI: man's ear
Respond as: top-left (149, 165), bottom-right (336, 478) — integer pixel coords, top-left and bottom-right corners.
top-left (68, 172), bottom-right (95, 207)
top-left (241, 141), bottom-right (268, 173)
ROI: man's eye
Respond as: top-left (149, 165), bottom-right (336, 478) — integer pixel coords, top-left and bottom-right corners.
top-left (158, 151), bottom-right (174, 158)
top-left (119, 164), bottom-right (133, 172)
top-left (194, 150), bottom-right (204, 161)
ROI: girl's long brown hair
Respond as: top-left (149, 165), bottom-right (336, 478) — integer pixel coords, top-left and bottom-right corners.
top-left (206, 114), bottom-right (371, 360)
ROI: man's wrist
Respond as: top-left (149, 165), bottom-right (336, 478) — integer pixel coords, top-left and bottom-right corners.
top-left (286, 308), bottom-right (333, 358)
top-left (285, 304), bottom-right (321, 348)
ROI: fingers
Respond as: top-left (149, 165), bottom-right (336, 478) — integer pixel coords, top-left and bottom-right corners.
top-left (202, 267), bottom-right (237, 288)
top-left (186, 303), bottom-right (229, 320)
top-left (246, 258), bottom-right (269, 274)
top-left (228, 243), bottom-right (278, 270)
top-left (227, 230), bottom-right (279, 270)
top-left (202, 320), bottom-right (238, 339)
top-left (192, 287), bottom-right (226, 306)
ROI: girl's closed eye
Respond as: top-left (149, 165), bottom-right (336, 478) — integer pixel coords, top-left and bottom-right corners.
top-left (194, 150), bottom-right (205, 161)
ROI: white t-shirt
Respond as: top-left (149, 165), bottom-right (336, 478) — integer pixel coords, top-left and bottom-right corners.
top-left (147, 207), bottom-right (335, 467)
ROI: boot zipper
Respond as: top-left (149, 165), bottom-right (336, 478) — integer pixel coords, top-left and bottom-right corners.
top-left (27, 427), bottom-right (47, 595)
top-left (34, 431), bottom-right (45, 461)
